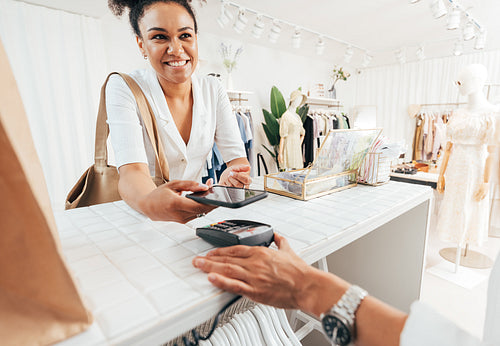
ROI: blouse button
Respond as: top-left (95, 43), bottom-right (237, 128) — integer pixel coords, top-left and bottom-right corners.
top-left (181, 158), bottom-right (185, 162)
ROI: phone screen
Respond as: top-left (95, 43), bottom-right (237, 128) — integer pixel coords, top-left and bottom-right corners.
top-left (186, 186), bottom-right (268, 208)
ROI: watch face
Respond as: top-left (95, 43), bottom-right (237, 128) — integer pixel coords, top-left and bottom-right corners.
top-left (322, 315), bottom-right (351, 346)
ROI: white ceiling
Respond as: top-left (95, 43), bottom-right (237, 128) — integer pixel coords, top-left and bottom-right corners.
top-left (20, 0), bottom-right (500, 68)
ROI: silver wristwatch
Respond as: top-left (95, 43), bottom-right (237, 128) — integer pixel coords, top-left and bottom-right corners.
top-left (320, 285), bottom-right (368, 346)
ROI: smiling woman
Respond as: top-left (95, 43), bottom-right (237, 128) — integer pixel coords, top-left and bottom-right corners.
top-left (106, 0), bottom-right (251, 223)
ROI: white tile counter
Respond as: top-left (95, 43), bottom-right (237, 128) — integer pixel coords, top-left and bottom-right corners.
top-left (55, 180), bottom-right (432, 345)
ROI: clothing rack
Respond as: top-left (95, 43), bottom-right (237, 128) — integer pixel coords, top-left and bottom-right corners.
top-left (420, 102), bottom-right (466, 107)
top-left (227, 90), bottom-right (253, 106)
top-left (305, 96), bottom-right (343, 108)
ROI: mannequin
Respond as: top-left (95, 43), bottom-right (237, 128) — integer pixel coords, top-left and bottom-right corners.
top-left (278, 90), bottom-right (307, 170)
top-left (436, 64), bottom-right (498, 272)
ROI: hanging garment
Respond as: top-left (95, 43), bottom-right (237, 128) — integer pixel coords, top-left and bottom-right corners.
top-left (343, 114), bottom-right (351, 129)
top-left (302, 116), bottom-right (315, 167)
top-left (413, 114), bottom-right (425, 161)
top-left (436, 109), bottom-right (497, 246)
top-left (280, 110), bottom-right (306, 170)
top-left (432, 115), bottom-right (446, 161)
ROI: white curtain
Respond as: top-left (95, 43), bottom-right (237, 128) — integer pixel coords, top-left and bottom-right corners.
top-left (0, 0), bottom-right (108, 210)
top-left (343, 50), bottom-right (500, 158)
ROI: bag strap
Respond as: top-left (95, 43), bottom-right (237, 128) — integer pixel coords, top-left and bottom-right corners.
top-left (117, 73), bottom-right (170, 184)
top-left (94, 72), bottom-right (169, 184)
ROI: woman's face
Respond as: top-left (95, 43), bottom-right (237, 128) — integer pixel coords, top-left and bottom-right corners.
top-left (137, 2), bottom-right (198, 86)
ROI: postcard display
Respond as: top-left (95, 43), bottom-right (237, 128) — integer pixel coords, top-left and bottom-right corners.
top-left (264, 129), bottom-right (382, 200)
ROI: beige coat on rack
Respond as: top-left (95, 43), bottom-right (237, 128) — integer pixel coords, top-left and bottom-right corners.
top-left (278, 90), bottom-right (307, 170)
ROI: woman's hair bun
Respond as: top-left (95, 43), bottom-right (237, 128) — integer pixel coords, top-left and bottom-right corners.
top-left (108, 0), bottom-right (141, 16)
top-left (108, 0), bottom-right (194, 17)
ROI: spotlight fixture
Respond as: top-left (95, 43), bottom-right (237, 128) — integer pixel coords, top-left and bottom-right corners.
top-left (453, 40), bottom-right (463, 56)
top-left (430, 0), bottom-right (447, 19)
top-left (292, 28), bottom-right (301, 49)
top-left (462, 21), bottom-right (475, 41)
top-left (268, 20), bottom-right (281, 43)
top-left (233, 8), bottom-right (248, 34)
top-left (395, 48), bottom-right (406, 64)
top-left (416, 46), bottom-right (425, 61)
top-left (361, 53), bottom-right (372, 68)
top-left (251, 14), bottom-right (265, 39)
top-left (446, 7), bottom-right (461, 30)
top-left (217, 2), bottom-right (233, 28)
top-left (344, 46), bottom-right (354, 63)
top-left (315, 36), bottom-right (325, 55)
top-left (474, 29), bottom-right (486, 50)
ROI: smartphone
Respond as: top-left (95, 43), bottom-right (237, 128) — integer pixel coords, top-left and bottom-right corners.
top-left (186, 185), bottom-right (268, 208)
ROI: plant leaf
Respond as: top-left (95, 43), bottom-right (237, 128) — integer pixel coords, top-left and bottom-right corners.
top-left (263, 109), bottom-right (279, 136)
top-left (262, 123), bottom-right (279, 146)
top-left (270, 86), bottom-right (286, 119)
top-left (262, 145), bottom-right (276, 159)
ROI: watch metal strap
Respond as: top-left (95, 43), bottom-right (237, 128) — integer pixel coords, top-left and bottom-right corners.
top-left (332, 284), bottom-right (368, 321)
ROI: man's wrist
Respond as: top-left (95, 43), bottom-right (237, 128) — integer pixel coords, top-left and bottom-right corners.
top-left (295, 267), bottom-right (350, 317)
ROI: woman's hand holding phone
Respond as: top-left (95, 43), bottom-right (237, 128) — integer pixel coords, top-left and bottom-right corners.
top-left (139, 179), bottom-right (216, 223)
top-left (219, 164), bottom-right (252, 188)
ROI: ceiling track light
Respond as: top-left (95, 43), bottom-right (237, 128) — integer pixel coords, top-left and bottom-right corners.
top-left (361, 53), bottom-right (372, 68)
top-left (315, 36), bottom-right (325, 55)
top-left (474, 29), bottom-right (487, 50)
top-left (217, 2), bottom-right (233, 28)
top-left (268, 20), bottom-right (281, 44)
top-left (219, 1), bottom-right (367, 59)
top-left (416, 46), bottom-right (425, 61)
top-left (430, 0), bottom-right (447, 19)
top-left (344, 46), bottom-right (354, 63)
top-left (251, 14), bottom-right (265, 39)
top-left (446, 7), bottom-right (461, 30)
top-left (233, 8), bottom-right (248, 34)
top-left (462, 21), bottom-right (475, 41)
top-left (291, 28), bottom-right (301, 49)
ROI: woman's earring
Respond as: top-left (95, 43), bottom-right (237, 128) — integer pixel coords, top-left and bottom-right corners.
top-left (143, 55), bottom-right (148, 60)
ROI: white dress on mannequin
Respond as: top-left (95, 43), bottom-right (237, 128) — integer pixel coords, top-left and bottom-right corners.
top-left (436, 109), bottom-right (496, 246)
top-left (279, 110), bottom-right (305, 170)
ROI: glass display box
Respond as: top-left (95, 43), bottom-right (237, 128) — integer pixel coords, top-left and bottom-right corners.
top-left (264, 129), bottom-right (382, 200)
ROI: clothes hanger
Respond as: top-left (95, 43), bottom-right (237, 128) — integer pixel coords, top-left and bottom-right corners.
top-left (260, 305), bottom-right (292, 346)
top-left (230, 314), bottom-right (249, 346)
top-left (208, 328), bottom-right (223, 346)
top-left (240, 308), bottom-right (264, 344)
top-left (221, 322), bottom-right (239, 345)
top-left (250, 305), bottom-right (281, 346)
top-left (237, 312), bottom-right (256, 345)
top-left (214, 325), bottom-right (231, 346)
top-left (275, 309), bottom-right (302, 346)
top-left (228, 316), bottom-right (246, 346)
top-left (199, 339), bottom-right (212, 346)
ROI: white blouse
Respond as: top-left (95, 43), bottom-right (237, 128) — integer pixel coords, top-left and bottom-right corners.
top-left (105, 68), bottom-right (246, 182)
top-left (400, 252), bottom-right (500, 345)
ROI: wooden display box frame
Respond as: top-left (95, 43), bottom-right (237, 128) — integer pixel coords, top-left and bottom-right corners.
top-left (264, 128), bottom-right (381, 200)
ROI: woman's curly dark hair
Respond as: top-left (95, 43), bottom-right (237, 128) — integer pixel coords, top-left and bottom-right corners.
top-left (108, 0), bottom-right (198, 37)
